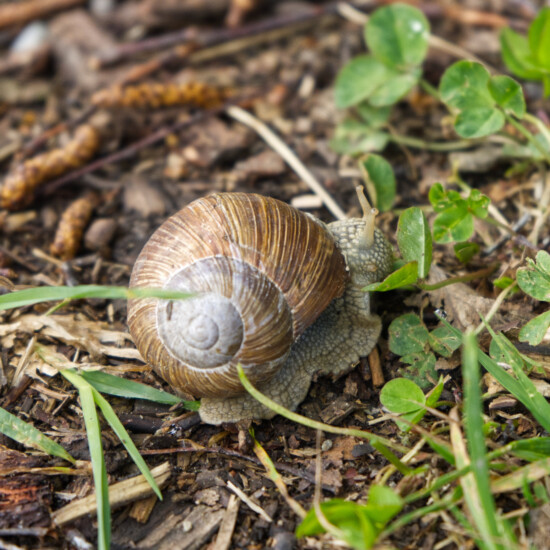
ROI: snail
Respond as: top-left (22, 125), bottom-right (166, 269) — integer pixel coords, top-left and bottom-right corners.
top-left (127, 189), bottom-right (393, 425)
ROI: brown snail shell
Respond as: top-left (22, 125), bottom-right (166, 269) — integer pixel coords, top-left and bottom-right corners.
top-left (127, 192), bottom-right (348, 398)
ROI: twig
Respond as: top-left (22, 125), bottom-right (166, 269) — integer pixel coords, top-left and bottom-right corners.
top-left (41, 105), bottom-right (227, 197)
top-left (140, 445), bottom-right (338, 492)
top-left (226, 106), bottom-right (347, 220)
top-left (226, 480), bottom-right (272, 522)
top-left (52, 462), bottom-right (171, 526)
top-left (92, 8), bottom-right (328, 69)
top-left (474, 282), bottom-right (519, 337)
top-left (0, 0), bottom-right (85, 29)
top-left (213, 494), bottom-right (240, 550)
top-left (21, 106), bottom-right (98, 158)
top-left (313, 430), bottom-right (345, 540)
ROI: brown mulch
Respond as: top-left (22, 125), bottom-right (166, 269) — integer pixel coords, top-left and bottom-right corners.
top-left (0, 1), bottom-right (546, 549)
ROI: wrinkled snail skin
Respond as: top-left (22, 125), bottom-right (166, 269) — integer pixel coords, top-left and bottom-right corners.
top-left (127, 192), bottom-right (393, 426)
top-left (199, 223), bottom-right (393, 424)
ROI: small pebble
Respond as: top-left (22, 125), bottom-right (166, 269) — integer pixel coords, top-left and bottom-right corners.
top-left (11, 22), bottom-right (49, 53)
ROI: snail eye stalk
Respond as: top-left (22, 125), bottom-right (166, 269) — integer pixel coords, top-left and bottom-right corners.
top-left (355, 185), bottom-right (378, 249)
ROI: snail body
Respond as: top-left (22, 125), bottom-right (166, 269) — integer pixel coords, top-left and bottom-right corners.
top-left (128, 191), bottom-right (392, 424)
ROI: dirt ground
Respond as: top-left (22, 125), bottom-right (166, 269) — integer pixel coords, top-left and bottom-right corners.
top-left (0, 1), bottom-right (548, 549)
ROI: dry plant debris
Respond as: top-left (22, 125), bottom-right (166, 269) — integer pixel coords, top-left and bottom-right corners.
top-left (0, 1), bottom-right (549, 549)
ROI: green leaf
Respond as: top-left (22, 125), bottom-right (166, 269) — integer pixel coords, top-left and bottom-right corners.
top-left (493, 276), bottom-right (516, 290)
top-left (400, 351), bottom-right (437, 389)
top-left (388, 313), bottom-right (429, 355)
top-left (433, 204), bottom-right (474, 243)
top-left (365, 4), bottom-right (429, 69)
top-left (425, 376), bottom-right (445, 408)
top-left (519, 310), bottom-right (550, 346)
top-left (467, 189), bottom-right (490, 219)
top-left (428, 182), bottom-right (447, 210)
top-left (439, 61), bottom-right (494, 110)
top-left (517, 251), bottom-right (550, 301)
top-left (454, 242), bottom-right (480, 263)
top-left (500, 28), bottom-right (546, 80)
top-left (380, 378), bottom-right (426, 431)
top-left (454, 107), bottom-right (504, 138)
top-left (361, 154), bottom-right (396, 212)
top-left (369, 70), bottom-right (421, 106)
top-left (488, 75), bottom-right (526, 118)
top-left (363, 261), bottom-right (418, 292)
top-left (429, 325), bottom-right (461, 358)
top-left (380, 378), bottom-right (426, 413)
top-left (529, 7), bottom-right (550, 68)
top-left (363, 485), bottom-right (403, 524)
top-left (0, 406), bottom-right (75, 463)
top-left (296, 499), bottom-right (378, 549)
top-left (78, 370), bottom-right (195, 407)
top-left (356, 103), bottom-right (392, 128)
top-left (334, 55), bottom-right (393, 108)
top-left (0, 284), bottom-right (192, 312)
top-left (397, 207), bottom-right (432, 278)
top-left (330, 120), bottom-right (390, 155)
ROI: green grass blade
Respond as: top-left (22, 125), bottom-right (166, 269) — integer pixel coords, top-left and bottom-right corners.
top-left (79, 370), bottom-right (198, 408)
top-left (491, 457), bottom-right (550, 494)
top-left (438, 316), bottom-right (550, 433)
top-left (0, 406), bottom-right (75, 463)
top-left (236, 364), bottom-right (409, 454)
top-left (0, 284), bottom-right (192, 311)
top-left (90, 387), bottom-right (162, 500)
top-left (462, 331), bottom-right (513, 549)
top-left (485, 325), bottom-right (550, 433)
top-left (63, 370), bottom-right (110, 550)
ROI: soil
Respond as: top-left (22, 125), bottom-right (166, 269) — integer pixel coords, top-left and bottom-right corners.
top-left (0, 1), bottom-right (548, 549)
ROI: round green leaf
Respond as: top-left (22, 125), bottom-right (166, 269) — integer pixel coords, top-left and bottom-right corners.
top-left (365, 4), bottom-right (429, 69)
top-left (439, 61), bottom-right (494, 110)
top-left (519, 311), bottom-right (550, 346)
top-left (517, 252), bottom-right (550, 301)
top-left (334, 55), bottom-right (392, 108)
top-left (389, 313), bottom-right (429, 355)
top-left (364, 485), bottom-right (403, 524)
top-left (454, 107), bottom-right (504, 138)
top-left (331, 120), bottom-right (390, 155)
top-left (380, 378), bottom-right (425, 413)
top-left (357, 103), bottom-right (392, 128)
top-left (488, 75), bottom-right (526, 118)
top-left (369, 70), bottom-right (420, 106)
top-left (362, 154), bottom-right (396, 212)
top-left (397, 207), bottom-right (432, 279)
top-left (433, 205), bottom-right (474, 243)
top-left (467, 189), bottom-right (490, 219)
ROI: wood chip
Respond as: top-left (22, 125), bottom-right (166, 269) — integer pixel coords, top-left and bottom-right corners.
top-left (52, 462), bottom-right (171, 526)
top-left (212, 494), bottom-right (240, 550)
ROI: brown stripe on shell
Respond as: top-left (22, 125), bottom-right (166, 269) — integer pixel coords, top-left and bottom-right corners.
top-left (128, 192), bottom-right (348, 398)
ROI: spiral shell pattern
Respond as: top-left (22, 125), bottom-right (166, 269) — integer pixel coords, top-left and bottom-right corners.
top-left (128, 193), bottom-right (348, 398)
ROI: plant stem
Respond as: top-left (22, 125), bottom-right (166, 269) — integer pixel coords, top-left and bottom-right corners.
top-left (505, 113), bottom-right (550, 164)
top-left (236, 364), bottom-right (409, 453)
top-left (524, 113), bottom-right (550, 149)
top-left (418, 264), bottom-right (498, 291)
top-left (474, 282), bottom-right (518, 336)
top-left (419, 78), bottom-right (440, 100)
top-left (389, 133), bottom-right (478, 152)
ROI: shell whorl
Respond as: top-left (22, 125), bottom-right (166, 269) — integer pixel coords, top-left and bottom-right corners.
top-left (128, 192), bottom-right (348, 398)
